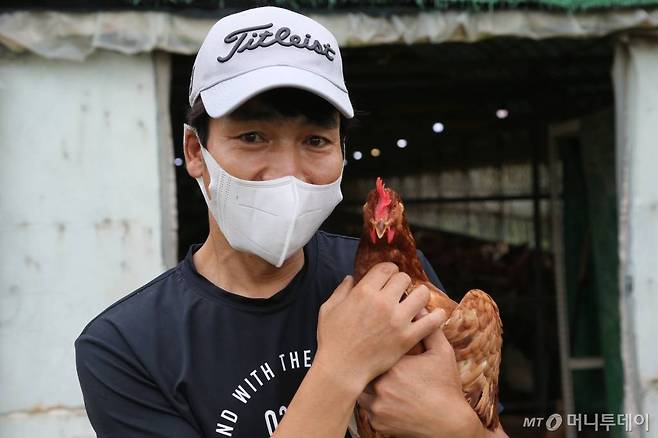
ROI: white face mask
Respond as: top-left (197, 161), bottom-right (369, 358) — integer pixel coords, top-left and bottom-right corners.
top-left (185, 124), bottom-right (344, 268)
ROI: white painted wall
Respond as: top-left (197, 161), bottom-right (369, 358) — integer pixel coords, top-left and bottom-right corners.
top-left (0, 50), bottom-right (174, 437)
top-left (614, 36), bottom-right (658, 438)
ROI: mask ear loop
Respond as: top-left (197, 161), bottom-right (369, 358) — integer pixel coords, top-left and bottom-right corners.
top-left (184, 123), bottom-right (214, 207)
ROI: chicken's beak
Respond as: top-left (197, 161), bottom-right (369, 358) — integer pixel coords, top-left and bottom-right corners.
top-left (375, 219), bottom-right (387, 239)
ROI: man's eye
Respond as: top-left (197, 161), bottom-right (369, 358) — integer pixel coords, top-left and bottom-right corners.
top-left (306, 136), bottom-right (330, 147)
top-left (238, 132), bottom-right (265, 143)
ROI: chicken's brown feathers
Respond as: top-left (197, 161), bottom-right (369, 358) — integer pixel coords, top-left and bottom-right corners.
top-left (443, 289), bottom-right (503, 430)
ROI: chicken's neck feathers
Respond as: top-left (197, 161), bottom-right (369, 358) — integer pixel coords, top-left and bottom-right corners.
top-left (354, 221), bottom-right (428, 284)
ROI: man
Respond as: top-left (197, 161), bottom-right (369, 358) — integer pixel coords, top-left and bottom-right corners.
top-left (75, 6), bottom-right (507, 438)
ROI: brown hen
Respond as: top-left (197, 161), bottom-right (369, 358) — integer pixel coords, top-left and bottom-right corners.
top-left (352, 177), bottom-right (503, 438)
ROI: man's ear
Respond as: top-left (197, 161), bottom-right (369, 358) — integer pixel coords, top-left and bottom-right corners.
top-left (183, 125), bottom-right (205, 179)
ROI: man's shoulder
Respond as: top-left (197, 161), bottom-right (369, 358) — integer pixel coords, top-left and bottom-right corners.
top-left (316, 229), bottom-right (360, 250)
top-left (315, 230), bottom-right (360, 260)
top-left (313, 230), bottom-right (360, 278)
top-left (76, 266), bottom-right (180, 342)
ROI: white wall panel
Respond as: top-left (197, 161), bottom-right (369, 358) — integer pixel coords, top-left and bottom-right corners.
top-left (0, 50), bottom-right (171, 436)
top-left (614, 36), bottom-right (658, 438)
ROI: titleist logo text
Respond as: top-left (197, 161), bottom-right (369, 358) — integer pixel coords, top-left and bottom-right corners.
top-left (217, 23), bottom-right (336, 63)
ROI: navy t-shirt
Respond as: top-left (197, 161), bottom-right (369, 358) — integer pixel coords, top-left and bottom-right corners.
top-left (75, 230), bottom-right (444, 438)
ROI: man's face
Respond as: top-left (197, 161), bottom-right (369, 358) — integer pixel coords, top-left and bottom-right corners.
top-left (188, 95), bottom-right (343, 186)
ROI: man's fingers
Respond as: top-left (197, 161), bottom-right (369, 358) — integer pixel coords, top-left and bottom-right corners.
top-left (399, 285), bottom-right (430, 320)
top-left (381, 271), bottom-right (412, 303)
top-left (409, 308), bottom-right (446, 345)
top-left (413, 307), bottom-right (429, 321)
top-left (357, 262), bottom-right (400, 291)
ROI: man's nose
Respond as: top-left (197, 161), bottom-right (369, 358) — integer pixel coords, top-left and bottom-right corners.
top-left (261, 142), bottom-right (309, 183)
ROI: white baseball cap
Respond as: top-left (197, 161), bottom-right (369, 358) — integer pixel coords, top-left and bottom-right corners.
top-left (189, 6), bottom-right (354, 119)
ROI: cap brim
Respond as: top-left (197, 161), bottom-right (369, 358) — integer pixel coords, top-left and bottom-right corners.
top-left (199, 65), bottom-right (354, 119)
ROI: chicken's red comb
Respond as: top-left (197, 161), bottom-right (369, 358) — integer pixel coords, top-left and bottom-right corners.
top-left (375, 177), bottom-right (392, 219)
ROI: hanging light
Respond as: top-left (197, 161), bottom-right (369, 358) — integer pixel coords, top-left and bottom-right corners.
top-left (432, 122), bottom-right (444, 133)
top-left (370, 148), bottom-right (381, 157)
top-left (396, 138), bottom-right (408, 148)
top-left (353, 151), bottom-right (363, 160)
top-left (496, 109), bottom-right (509, 119)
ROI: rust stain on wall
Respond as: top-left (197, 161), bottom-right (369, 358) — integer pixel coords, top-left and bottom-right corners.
top-left (1, 404), bottom-right (86, 418)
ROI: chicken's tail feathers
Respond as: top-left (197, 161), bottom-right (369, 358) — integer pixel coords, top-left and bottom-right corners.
top-left (443, 289), bottom-right (503, 431)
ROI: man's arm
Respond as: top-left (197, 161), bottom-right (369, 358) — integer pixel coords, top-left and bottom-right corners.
top-left (270, 353), bottom-right (361, 437)
top-left (75, 318), bottom-right (202, 438)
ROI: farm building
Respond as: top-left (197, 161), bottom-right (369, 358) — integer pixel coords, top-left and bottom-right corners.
top-left (1, 1), bottom-right (657, 437)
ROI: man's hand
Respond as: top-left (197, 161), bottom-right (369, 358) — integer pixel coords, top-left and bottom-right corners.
top-left (314, 263), bottom-right (446, 395)
top-left (274, 263), bottom-right (446, 438)
top-left (357, 312), bottom-right (508, 438)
